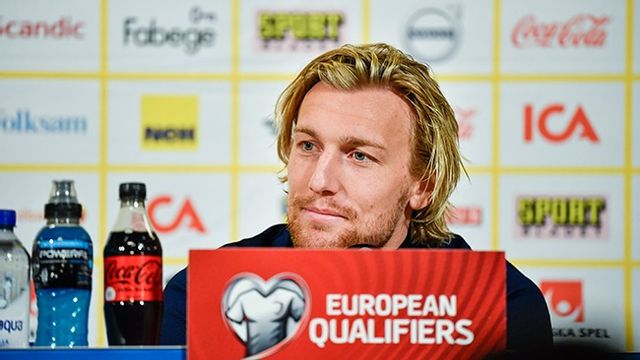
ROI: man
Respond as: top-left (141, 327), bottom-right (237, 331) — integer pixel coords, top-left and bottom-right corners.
top-left (160, 43), bottom-right (553, 351)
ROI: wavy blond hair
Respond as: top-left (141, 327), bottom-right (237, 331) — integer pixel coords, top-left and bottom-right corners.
top-left (275, 43), bottom-right (465, 244)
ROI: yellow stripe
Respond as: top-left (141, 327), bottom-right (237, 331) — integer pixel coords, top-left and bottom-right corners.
top-left (108, 72), bottom-right (233, 81)
top-left (0, 164), bottom-right (101, 172)
top-left (97, 0), bottom-right (109, 347)
top-left (362, 0), bottom-right (370, 43)
top-left (500, 167), bottom-right (625, 175)
top-left (164, 257), bottom-right (189, 266)
top-left (512, 259), bottom-right (625, 268)
top-left (490, 0), bottom-right (501, 251)
top-left (229, 0), bottom-right (241, 243)
top-left (624, 0), bottom-right (634, 351)
top-left (501, 74), bottom-right (625, 82)
top-left (107, 164), bottom-right (233, 173)
top-left (0, 72), bottom-right (100, 79)
top-left (437, 74), bottom-right (493, 82)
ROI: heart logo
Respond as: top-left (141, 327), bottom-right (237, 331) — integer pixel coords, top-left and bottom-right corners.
top-left (222, 273), bottom-right (308, 359)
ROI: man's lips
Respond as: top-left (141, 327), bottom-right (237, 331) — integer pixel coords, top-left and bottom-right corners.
top-left (302, 206), bottom-right (348, 220)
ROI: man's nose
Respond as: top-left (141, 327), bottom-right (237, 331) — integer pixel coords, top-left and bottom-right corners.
top-left (308, 151), bottom-right (340, 195)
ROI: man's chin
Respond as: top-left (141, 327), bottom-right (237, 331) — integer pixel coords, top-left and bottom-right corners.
top-left (289, 225), bottom-right (352, 248)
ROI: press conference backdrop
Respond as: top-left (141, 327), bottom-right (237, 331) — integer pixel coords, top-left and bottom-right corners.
top-left (0, 0), bottom-right (638, 351)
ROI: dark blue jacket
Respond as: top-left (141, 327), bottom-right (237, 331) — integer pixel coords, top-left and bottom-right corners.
top-left (160, 224), bottom-right (553, 351)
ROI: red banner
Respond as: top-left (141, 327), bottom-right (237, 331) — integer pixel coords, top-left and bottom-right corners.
top-left (188, 249), bottom-right (506, 359)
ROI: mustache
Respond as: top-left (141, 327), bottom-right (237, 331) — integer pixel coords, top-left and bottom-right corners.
top-left (289, 195), bottom-right (358, 220)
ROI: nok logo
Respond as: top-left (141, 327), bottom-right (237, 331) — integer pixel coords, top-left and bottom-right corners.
top-left (524, 103), bottom-right (599, 144)
top-left (140, 95), bottom-right (199, 151)
top-left (453, 106), bottom-right (476, 140)
top-left (223, 273), bottom-right (307, 358)
top-left (512, 14), bottom-right (609, 49)
top-left (517, 196), bottom-right (607, 239)
top-left (257, 11), bottom-right (344, 51)
top-left (540, 280), bottom-right (584, 322)
top-left (405, 6), bottom-right (461, 63)
top-left (148, 195), bottom-right (206, 234)
top-left (123, 6), bottom-right (216, 55)
top-left (0, 16), bottom-right (84, 39)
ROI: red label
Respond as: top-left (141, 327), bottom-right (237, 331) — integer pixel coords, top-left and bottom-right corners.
top-left (104, 255), bottom-right (163, 302)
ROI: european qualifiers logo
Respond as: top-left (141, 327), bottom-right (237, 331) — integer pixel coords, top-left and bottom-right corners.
top-left (0, 16), bottom-right (84, 39)
top-left (540, 280), bottom-right (612, 340)
top-left (257, 11), bottom-right (344, 52)
top-left (511, 14), bottom-right (610, 49)
top-left (123, 6), bottom-right (216, 55)
top-left (140, 95), bottom-right (199, 151)
top-left (223, 273), bottom-right (307, 358)
top-left (0, 109), bottom-right (88, 134)
top-left (405, 5), bottom-right (461, 63)
top-left (524, 103), bottom-right (599, 144)
top-left (517, 196), bottom-right (607, 239)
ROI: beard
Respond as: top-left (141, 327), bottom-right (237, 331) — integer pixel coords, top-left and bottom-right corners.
top-left (287, 191), bottom-right (410, 249)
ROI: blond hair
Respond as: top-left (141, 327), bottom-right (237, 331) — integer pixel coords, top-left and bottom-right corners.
top-left (276, 43), bottom-right (464, 244)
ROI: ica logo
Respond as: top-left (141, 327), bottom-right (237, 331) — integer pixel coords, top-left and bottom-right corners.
top-left (148, 195), bottom-right (206, 234)
top-left (524, 104), bottom-right (599, 143)
top-left (540, 280), bottom-right (584, 323)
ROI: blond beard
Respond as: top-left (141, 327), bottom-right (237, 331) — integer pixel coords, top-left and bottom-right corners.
top-left (287, 192), bottom-right (410, 248)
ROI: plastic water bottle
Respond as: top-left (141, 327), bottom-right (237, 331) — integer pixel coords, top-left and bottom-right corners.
top-left (0, 209), bottom-right (30, 348)
top-left (32, 180), bottom-right (93, 347)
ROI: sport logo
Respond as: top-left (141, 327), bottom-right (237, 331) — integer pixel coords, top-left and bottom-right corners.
top-left (140, 95), bottom-right (199, 151)
top-left (524, 103), bottom-right (599, 143)
top-left (512, 14), bottom-right (609, 48)
top-left (148, 195), bottom-right (206, 234)
top-left (517, 195), bottom-right (607, 239)
top-left (222, 273), bottom-right (308, 358)
top-left (257, 11), bottom-right (344, 52)
top-left (405, 6), bottom-right (460, 63)
top-left (540, 280), bottom-right (584, 323)
top-left (123, 6), bottom-right (216, 55)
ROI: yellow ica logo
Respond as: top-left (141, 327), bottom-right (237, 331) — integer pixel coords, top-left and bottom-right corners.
top-left (141, 95), bottom-right (199, 151)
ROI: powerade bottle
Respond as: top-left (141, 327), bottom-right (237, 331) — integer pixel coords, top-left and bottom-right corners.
top-left (0, 209), bottom-right (30, 348)
top-left (32, 180), bottom-right (93, 347)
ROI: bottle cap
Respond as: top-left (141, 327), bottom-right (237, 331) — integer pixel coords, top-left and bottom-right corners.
top-left (119, 182), bottom-right (146, 200)
top-left (44, 180), bottom-right (83, 220)
top-left (0, 209), bottom-right (16, 227)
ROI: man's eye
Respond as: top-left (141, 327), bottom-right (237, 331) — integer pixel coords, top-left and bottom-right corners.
top-left (353, 151), bottom-right (368, 161)
top-left (301, 141), bottom-right (315, 151)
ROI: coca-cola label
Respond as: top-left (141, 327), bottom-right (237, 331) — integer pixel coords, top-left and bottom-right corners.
top-left (511, 14), bottom-right (609, 48)
top-left (104, 256), bottom-right (163, 302)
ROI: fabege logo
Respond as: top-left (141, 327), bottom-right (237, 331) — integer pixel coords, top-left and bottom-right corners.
top-left (123, 6), bottom-right (216, 55)
top-left (257, 11), bottom-right (344, 52)
top-left (517, 196), bottom-right (607, 239)
top-left (223, 273), bottom-right (307, 358)
top-left (524, 103), bottom-right (599, 143)
top-left (140, 95), bottom-right (199, 151)
top-left (0, 16), bottom-right (84, 39)
top-left (405, 6), bottom-right (460, 63)
top-left (540, 280), bottom-right (584, 323)
top-left (512, 14), bottom-right (609, 48)
top-left (453, 106), bottom-right (476, 140)
top-left (148, 195), bottom-right (206, 234)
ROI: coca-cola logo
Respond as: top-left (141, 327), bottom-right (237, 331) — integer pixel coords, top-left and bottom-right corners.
top-left (511, 14), bottom-right (609, 48)
top-left (105, 259), bottom-right (162, 286)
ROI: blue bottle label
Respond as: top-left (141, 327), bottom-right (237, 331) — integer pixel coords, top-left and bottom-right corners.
top-left (33, 239), bottom-right (93, 289)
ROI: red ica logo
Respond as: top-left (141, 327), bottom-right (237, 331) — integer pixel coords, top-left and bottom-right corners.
top-left (453, 106), bottom-right (476, 140)
top-left (148, 195), bottom-right (206, 234)
top-left (524, 104), bottom-right (599, 143)
top-left (540, 280), bottom-right (584, 323)
top-left (511, 14), bottom-right (609, 48)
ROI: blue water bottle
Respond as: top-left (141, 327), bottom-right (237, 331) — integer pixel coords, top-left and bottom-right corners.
top-left (32, 180), bottom-right (93, 347)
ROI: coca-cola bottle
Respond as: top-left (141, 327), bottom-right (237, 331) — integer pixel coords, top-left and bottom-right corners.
top-left (104, 182), bottom-right (163, 345)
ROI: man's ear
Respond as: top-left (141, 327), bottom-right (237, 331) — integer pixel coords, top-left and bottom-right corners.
top-left (408, 177), bottom-right (434, 211)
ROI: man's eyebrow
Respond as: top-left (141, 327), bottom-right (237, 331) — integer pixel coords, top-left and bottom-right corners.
top-left (339, 136), bottom-right (386, 150)
top-left (294, 127), bottom-right (317, 138)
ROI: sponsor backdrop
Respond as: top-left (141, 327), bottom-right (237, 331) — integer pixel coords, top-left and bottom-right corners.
top-left (0, 0), bottom-right (637, 351)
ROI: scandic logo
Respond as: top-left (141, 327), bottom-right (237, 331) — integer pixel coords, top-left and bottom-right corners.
top-left (446, 206), bottom-right (482, 226)
top-left (511, 14), bottom-right (609, 48)
top-left (524, 104), bottom-right (599, 143)
top-left (517, 196), bottom-right (606, 238)
top-left (453, 106), bottom-right (476, 140)
top-left (540, 280), bottom-right (584, 323)
top-left (0, 109), bottom-right (88, 134)
top-left (0, 16), bottom-right (84, 39)
top-left (140, 95), bottom-right (199, 151)
top-left (257, 11), bottom-right (343, 51)
top-left (148, 195), bottom-right (206, 234)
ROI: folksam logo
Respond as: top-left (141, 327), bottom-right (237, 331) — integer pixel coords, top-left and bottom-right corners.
top-left (0, 109), bottom-right (87, 134)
